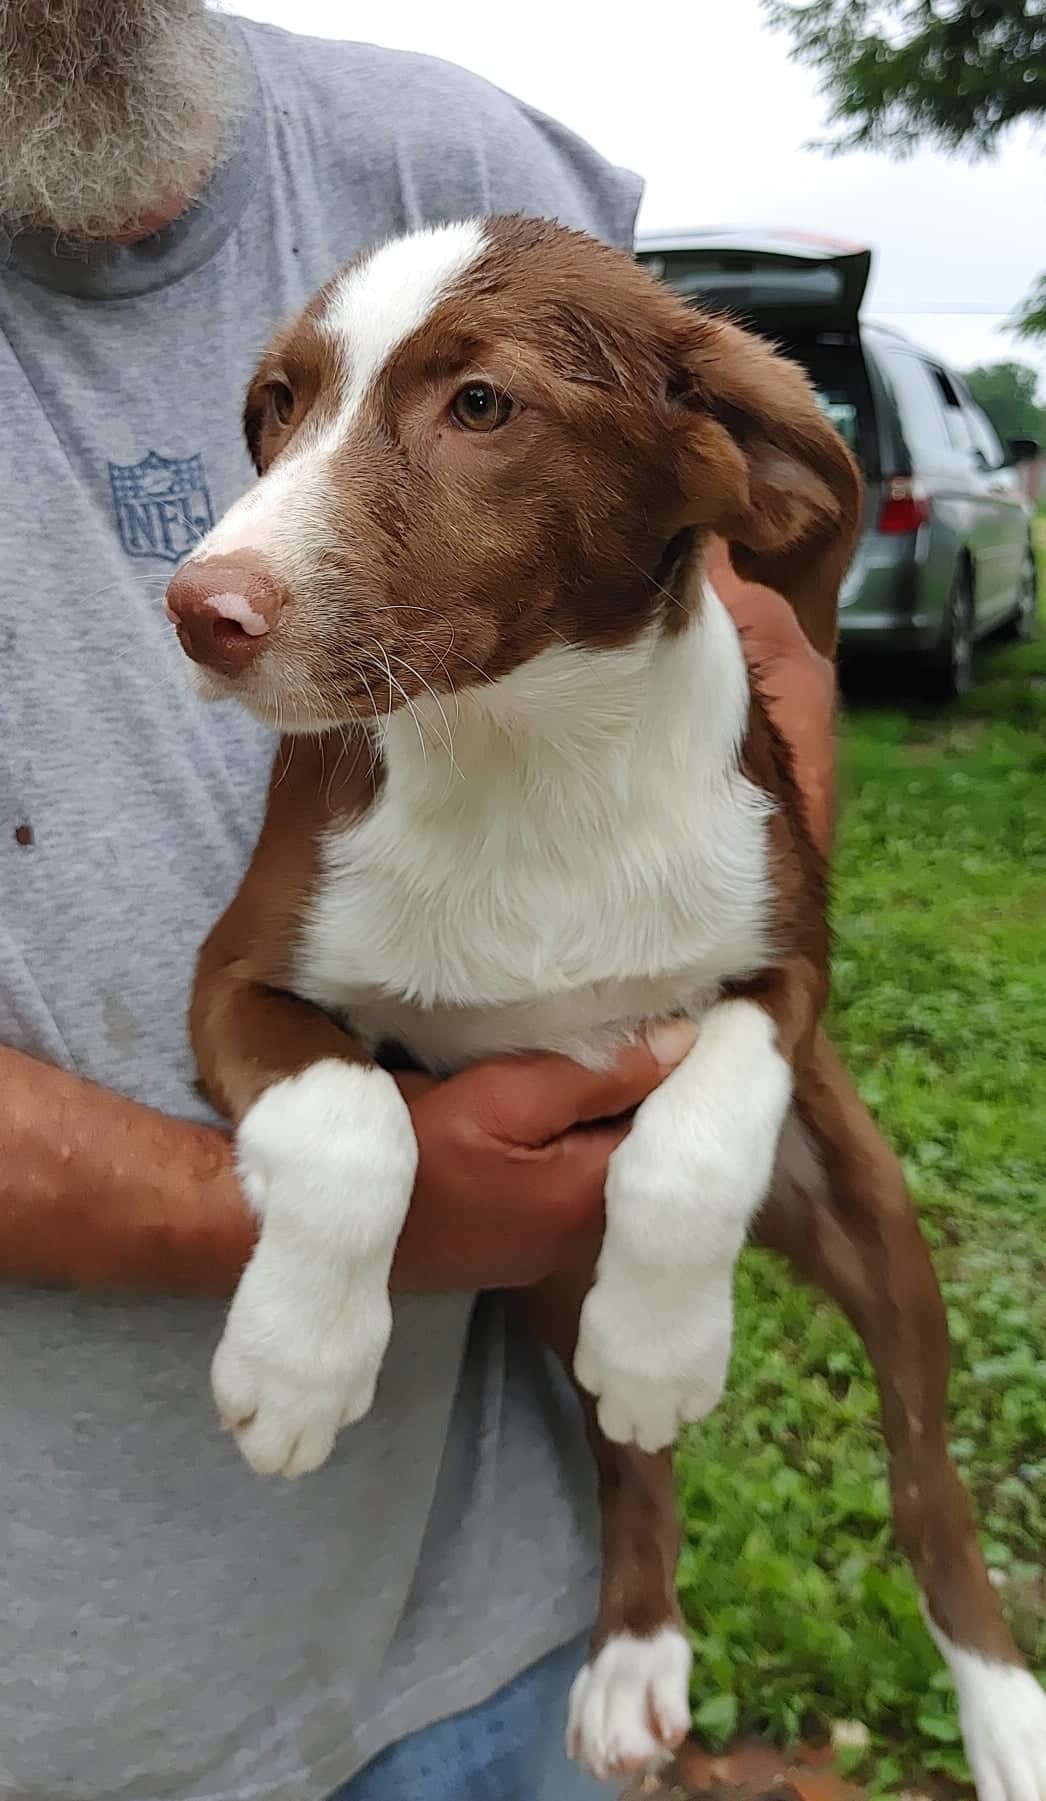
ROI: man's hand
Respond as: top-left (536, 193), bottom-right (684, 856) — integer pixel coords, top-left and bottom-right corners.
top-left (392, 1021), bottom-right (696, 1293)
top-left (708, 538), bottom-right (836, 858)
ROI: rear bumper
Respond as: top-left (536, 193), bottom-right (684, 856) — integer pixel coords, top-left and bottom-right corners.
top-left (838, 612), bottom-right (941, 658)
top-left (836, 528), bottom-right (940, 659)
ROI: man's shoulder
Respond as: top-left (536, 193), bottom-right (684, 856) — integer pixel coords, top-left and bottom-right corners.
top-left (238, 16), bottom-right (519, 110)
top-left (236, 17), bottom-right (643, 252)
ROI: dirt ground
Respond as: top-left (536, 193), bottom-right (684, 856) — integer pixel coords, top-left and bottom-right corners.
top-left (619, 1737), bottom-right (864, 1801)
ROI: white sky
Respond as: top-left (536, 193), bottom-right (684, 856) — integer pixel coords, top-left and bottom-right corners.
top-left (232, 0), bottom-right (1046, 396)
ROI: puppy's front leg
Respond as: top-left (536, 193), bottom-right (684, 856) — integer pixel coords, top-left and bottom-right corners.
top-left (218, 1055), bottom-right (416, 1479)
top-left (575, 982), bottom-right (811, 1453)
top-left (194, 962), bottom-right (416, 1479)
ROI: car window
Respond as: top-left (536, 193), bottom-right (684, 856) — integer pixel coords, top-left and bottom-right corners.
top-left (814, 388), bottom-right (860, 452)
top-left (879, 349), bottom-right (954, 461)
top-left (965, 405), bottom-right (1006, 471)
top-left (929, 366), bottom-right (979, 456)
top-left (784, 339), bottom-right (879, 476)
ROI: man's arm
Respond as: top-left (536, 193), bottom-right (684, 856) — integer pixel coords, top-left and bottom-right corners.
top-left (0, 1034), bottom-right (684, 1299)
top-left (0, 1045), bottom-right (250, 1294)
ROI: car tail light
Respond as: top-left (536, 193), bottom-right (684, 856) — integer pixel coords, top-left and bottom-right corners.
top-left (878, 476), bottom-right (931, 535)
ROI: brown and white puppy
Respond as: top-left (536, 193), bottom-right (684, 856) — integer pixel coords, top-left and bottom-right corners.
top-left (166, 217), bottom-right (1046, 1794)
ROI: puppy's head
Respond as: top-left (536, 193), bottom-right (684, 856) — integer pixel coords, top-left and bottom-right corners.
top-left (166, 216), bottom-right (861, 732)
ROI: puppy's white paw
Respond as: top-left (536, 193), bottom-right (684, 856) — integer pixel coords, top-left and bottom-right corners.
top-left (566, 1628), bottom-right (693, 1781)
top-left (930, 1629), bottom-right (1046, 1801)
top-left (212, 1274), bottom-right (390, 1478)
top-left (215, 1061), bottom-right (416, 1478)
top-left (574, 1271), bottom-right (733, 1453)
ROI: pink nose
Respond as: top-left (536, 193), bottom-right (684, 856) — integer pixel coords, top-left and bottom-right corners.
top-left (165, 553), bottom-right (286, 676)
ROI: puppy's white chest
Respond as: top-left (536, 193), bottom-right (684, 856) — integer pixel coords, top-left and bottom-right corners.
top-left (294, 594), bottom-right (775, 1071)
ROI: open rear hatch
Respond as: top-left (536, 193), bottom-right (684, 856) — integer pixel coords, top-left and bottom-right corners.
top-left (635, 228), bottom-right (872, 336)
top-left (637, 228), bottom-right (883, 554)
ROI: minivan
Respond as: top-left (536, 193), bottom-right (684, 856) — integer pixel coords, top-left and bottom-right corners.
top-left (637, 230), bottom-right (1039, 697)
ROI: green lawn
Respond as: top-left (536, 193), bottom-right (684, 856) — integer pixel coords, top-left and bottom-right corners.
top-left (676, 516), bottom-right (1046, 1793)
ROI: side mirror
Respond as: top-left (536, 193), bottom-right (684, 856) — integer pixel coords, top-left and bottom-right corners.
top-left (1006, 436), bottom-right (1040, 467)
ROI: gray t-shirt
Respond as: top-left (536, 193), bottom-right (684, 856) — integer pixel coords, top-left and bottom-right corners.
top-left (0, 21), bottom-right (642, 1800)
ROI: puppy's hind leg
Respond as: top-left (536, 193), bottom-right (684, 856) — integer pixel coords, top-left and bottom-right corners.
top-left (520, 1270), bottom-right (692, 1785)
top-left (757, 1032), bottom-right (1046, 1801)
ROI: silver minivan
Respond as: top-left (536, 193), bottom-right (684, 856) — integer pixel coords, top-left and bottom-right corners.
top-left (637, 230), bottom-right (1039, 697)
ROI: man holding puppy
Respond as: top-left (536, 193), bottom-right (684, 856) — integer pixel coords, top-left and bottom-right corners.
top-left (0, 4), bottom-right (835, 1797)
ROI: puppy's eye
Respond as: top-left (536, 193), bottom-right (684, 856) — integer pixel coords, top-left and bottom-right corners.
top-left (451, 382), bottom-right (514, 433)
top-left (267, 380), bottom-right (295, 427)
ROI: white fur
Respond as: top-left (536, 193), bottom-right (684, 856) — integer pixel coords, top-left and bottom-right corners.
top-left (211, 1060), bottom-right (417, 1478)
top-left (184, 220), bottom-right (487, 581)
top-left (567, 1628), bottom-right (693, 1781)
top-left (202, 590), bottom-right (271, 635)
top-left (297, 585), bottom-right (775, 1073)
top-left (321, 220), bottom-right (488, 418)
top-left (926, 1617), bottom-right (1046, 1801)
top-left (575, 998), bottom-right (792, 1451)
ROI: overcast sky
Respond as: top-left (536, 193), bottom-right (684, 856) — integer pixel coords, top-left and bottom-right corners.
top-left (232, 0), bottom-right (1046, 394)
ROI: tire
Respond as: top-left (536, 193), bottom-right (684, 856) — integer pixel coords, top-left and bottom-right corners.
top-left (1001, 544), bottom-right (1038, 643)
top-left (924, 563), bottom-right (975, 702)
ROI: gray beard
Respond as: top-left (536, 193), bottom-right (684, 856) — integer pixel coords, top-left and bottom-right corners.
top-left (0, 0), bottom-right (247, 238)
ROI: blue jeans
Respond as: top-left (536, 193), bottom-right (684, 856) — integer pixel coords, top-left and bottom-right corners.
top-left (331, 1633), bottom-right (612, 1800)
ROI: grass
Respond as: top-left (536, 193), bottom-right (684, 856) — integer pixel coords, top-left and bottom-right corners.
top-left (675, 515), bottom-right (1046, 1793)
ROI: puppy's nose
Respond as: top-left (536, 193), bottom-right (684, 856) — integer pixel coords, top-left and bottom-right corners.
top-left (165, 553), bottom-right (286, 676)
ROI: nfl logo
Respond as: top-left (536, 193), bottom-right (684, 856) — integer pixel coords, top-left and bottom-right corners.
top-left (109, 449), bottom-right (215, 565)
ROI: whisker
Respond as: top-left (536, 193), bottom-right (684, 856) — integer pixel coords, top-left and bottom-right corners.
top-left (621, 547), bottom-right (690, 619)
top-left (344, 663), bottom-right (385, 785)
top-left (353, 647), bottom-right (395, 743)
top-left (388, 648), bottom-right (459, 773)
top-left (322, 721), bottom-right (353, 810)
top-left (365, 641), bottom-right (427, 762)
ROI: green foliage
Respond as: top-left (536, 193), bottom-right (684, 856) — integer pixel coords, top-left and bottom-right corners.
top-left (966, 361), bottom-right (1046, 447)
top-left (763, 0), bottom-right (1046, 337)
top-left (762, 0), bottom-right (1046, 155)
top-left (675, 521), bottom-right (1046, 1787)
top-left (1013, 274), bottom-right (1046, 343)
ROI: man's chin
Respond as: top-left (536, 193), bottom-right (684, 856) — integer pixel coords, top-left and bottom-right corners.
top-left (2, 150), bottom-right (223, 243)
top-left (0, 0), bottom-right (243, 240)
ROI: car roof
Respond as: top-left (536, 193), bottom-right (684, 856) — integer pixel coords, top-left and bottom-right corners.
top-left (635, 227), bottom-right (869, 259)
top-left (862, 319), bottom-right (967, 382)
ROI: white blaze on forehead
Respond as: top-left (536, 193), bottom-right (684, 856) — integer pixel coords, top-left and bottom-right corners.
top-left (187, 220), bottom-right (487, 572)
top-left (321, 219), bottom-right (489, 418)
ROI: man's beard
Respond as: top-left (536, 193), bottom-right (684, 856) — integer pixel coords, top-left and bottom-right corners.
top-left (0, 0), bottom-right (247, 238)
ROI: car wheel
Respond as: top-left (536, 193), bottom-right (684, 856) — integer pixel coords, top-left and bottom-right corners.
top-left (1002, 545), bottom-right (1038, 642)
top-left (925, 564), bottom-right (975, 702)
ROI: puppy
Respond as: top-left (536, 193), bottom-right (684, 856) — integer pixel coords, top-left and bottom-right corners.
top-left (166, 216), bottom-right (1046, 1794)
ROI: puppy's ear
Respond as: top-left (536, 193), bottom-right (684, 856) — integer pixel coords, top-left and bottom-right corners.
top-left (671, 314), bottom-right (863, 656)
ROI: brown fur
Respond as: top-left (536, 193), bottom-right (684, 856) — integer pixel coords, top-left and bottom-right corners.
top-left (191, 731), bottom-right (375, 1120)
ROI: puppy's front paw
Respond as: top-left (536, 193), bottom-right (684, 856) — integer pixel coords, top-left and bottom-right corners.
top-left (212, 1268), bottom-right (390, 1479)
top-left (215, 1061), bottom-right (417, 1477)
top-left (574, 1272), bottom-right (733, 1452)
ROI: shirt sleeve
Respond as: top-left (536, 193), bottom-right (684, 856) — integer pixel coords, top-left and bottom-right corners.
top-left (325, 44), bottom-right (645, 255)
